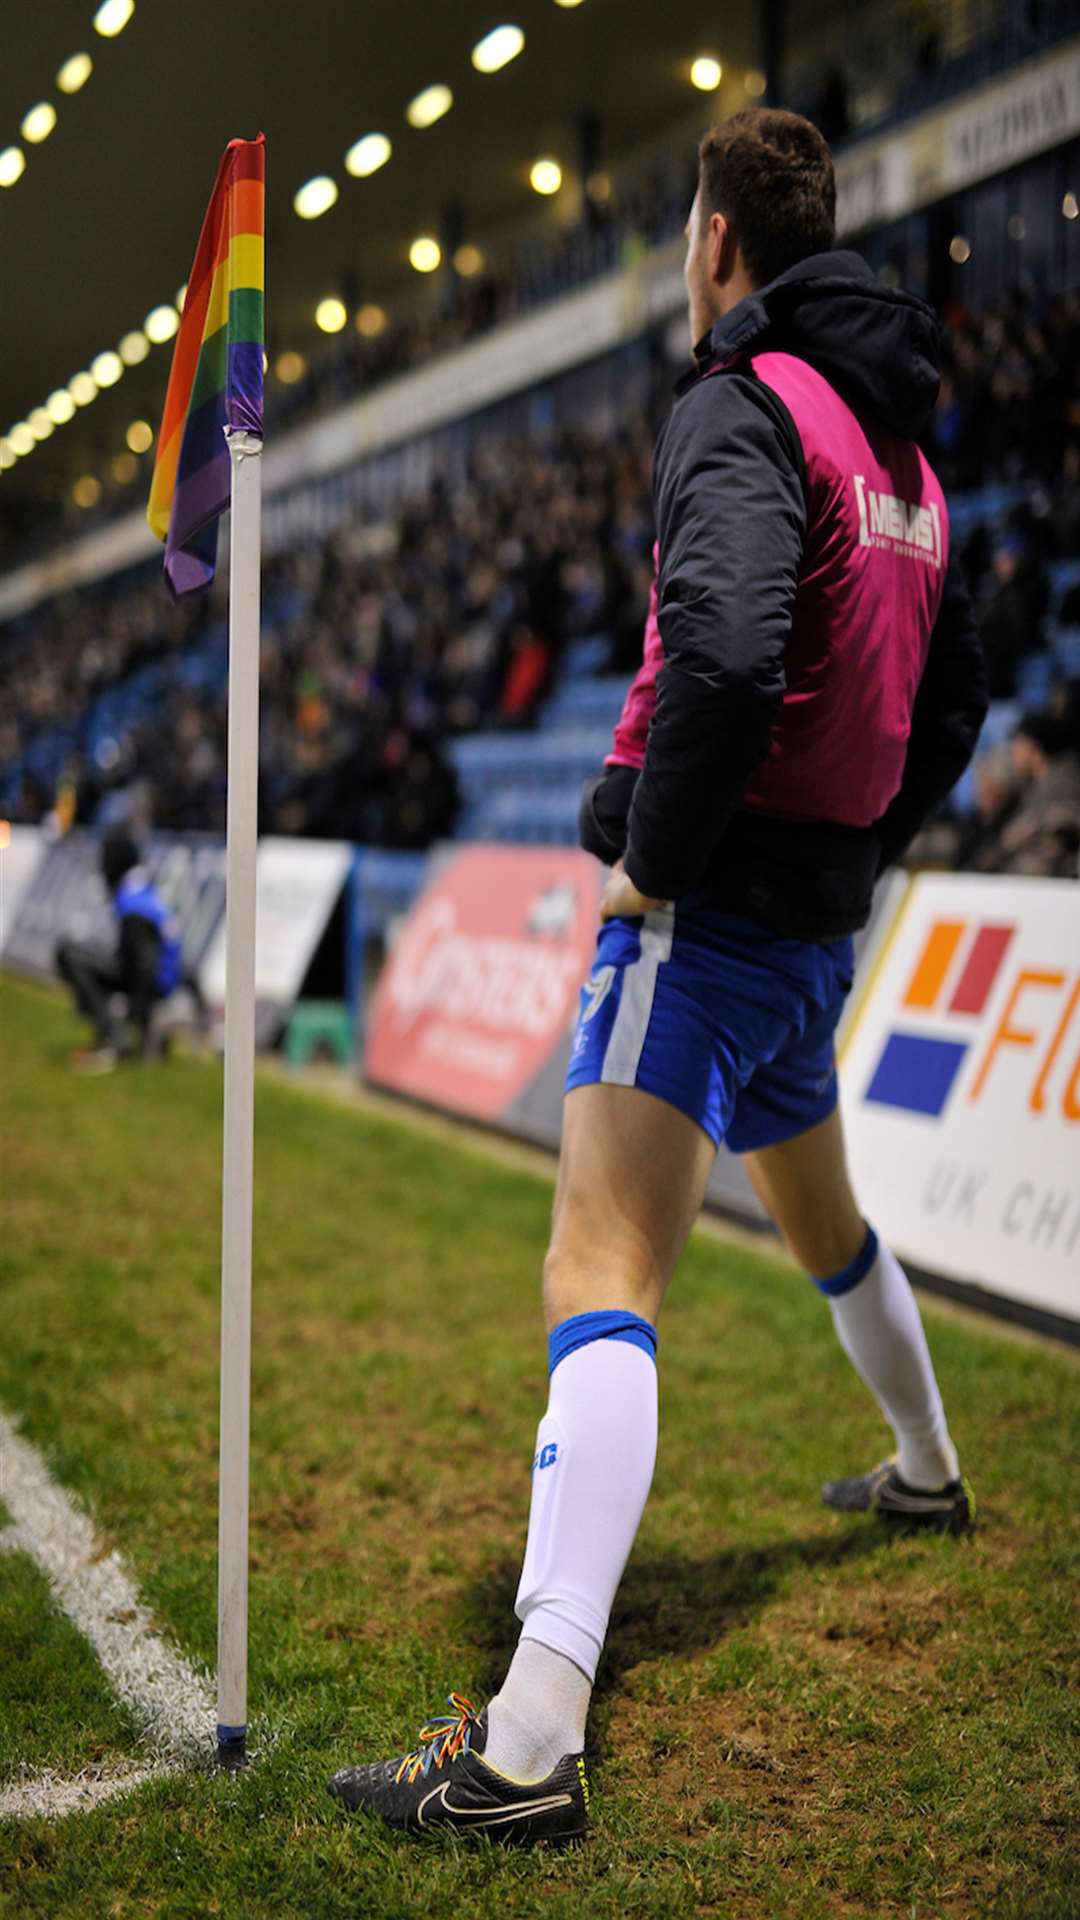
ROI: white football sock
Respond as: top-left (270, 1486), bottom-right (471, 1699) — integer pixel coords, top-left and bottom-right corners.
top-left (823, 1233), bottom-right (959, 1489)
top-left (483, 1314), bottom-right (658, 1783)
top-left (485, 1639), bottom-right (591, 1784)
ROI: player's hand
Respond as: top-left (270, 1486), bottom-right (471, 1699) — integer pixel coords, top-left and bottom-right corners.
top-left (599, 859), bottom-right (666, 922)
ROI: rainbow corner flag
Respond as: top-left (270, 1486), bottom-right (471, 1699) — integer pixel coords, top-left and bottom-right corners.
top-left (148, 134), bottom-right (265, 598)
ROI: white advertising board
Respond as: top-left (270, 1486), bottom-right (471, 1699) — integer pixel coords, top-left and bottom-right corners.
top-left (834, 34), bottom-right (1080, 236)
top-left (840, 874), bottom-right (1080, 1325)
top-left (0, 826), bottom-right (45, 954)
top-left (200, 836), bottom-right (352, 1033)
top-left (942, 37), bottom-right (1080, 194)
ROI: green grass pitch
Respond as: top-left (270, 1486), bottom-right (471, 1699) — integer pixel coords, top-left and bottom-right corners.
top-left (1, 973), bottom-right (1077, 1918)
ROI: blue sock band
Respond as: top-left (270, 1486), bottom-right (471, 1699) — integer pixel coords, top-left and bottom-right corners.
top-left (548, 1309), bottom-right (658, 1375)
top-left (812, 1224), bottom-right (879, 1298)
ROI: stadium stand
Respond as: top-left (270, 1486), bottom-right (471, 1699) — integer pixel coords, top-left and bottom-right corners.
top-left (7, 8), bottom-right (1075, 571)
top-left (253, 0), bottom-right (1080, 469)
top-left (2, 280), bottom-right (1078, 881)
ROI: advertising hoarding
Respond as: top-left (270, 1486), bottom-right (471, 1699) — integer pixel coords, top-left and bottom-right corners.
top-left (840, 874), bottom-right (1079, 1325)
top-left (199, 835), bottom-right (352, 1043)
top-left (365, 844), bottom-right (602, 1121)
top-left (3, 830), bottom-right (226, 981)
top-left (0, 825), bottom-right (45, 955)
top-left (3, 831), bottom-right (349, 1048)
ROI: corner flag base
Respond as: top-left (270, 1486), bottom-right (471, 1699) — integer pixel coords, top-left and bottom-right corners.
top-left (217, 1725), bottom-right (248, 1769)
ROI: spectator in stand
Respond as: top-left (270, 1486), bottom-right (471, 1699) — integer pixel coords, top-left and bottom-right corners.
top-left (977, 710), bottom-right (1080, 879)
top-left (813, 65), bottom-right (852, 145)
top-left (957, 742), bottom-right (1022, 872)
top-left (926, 373), bottom-right (968, 492)
top-left (907, 739), bottom-right (1021, 873)
top-left (973, 529), bottom-right (1050, 699)
top-left (932, 291), bottom-right (1080, 492)
top-left (497, 627), bottom-right (555, 725)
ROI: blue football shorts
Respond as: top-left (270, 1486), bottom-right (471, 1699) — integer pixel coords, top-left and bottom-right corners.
top-left (565, 896), bottom-right (855, 1153)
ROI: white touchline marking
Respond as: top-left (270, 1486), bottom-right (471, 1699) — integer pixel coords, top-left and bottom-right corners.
top-left (0, 1763), bottom-right (172, 1821)
top-left (0, 1408), bottom-right (215, 1819)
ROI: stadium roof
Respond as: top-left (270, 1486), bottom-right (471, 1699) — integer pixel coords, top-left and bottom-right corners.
top-left (0, 0), bottom-right (762, 535)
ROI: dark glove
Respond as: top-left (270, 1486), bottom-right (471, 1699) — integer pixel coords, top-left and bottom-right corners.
top-left (579, 764), bottom-right (639, 865)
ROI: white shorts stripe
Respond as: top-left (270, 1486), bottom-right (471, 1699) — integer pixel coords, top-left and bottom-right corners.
top-left (600, 906), bottom-right (675, 1087)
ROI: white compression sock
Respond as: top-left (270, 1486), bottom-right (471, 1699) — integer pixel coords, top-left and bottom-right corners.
top-left (820, 1230), bottom-right (959, 1490)
top-left (484, 1312), bottom-right (658, 1783)
top-left (485, 1639), bottom-right (591, 1785)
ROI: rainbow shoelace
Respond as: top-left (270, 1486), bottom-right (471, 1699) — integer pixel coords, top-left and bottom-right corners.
top-left (394, 1692), bottom-right (479, 1786)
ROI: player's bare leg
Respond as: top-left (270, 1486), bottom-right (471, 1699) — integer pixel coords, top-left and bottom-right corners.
top-left (479, 1082), bottom-right (715, 1785)
top-left (743, 1110), bottom-right (971, 1529)
top-left (543, 1082), bottom-right (717, 1330)
top-left (741, 1106), bottom-right (865, 1275)
top-left (330, 1082), bottom-right (713, 1837)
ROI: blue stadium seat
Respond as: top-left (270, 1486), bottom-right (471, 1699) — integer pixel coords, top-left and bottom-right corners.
top-left (450, 727), bottom-right (612, 781)
top-left (945, 484), bottom-right (1027, 538)
top-left (950, 700), bottom-right (1021, 814)
top-left (1049, 561), bottom-right (1080, 604)
top-left (443, 632), bottom-right (627, 848)
top-left (560, 635), bottom-right (611, 679)
top-left (1054, 628), bottom-right (1080, 675)
top-left (981, 701), bottom-right (1021, 745)
top-left (467, 786), bottom-right (582, 845)
top-left (1015, 653), bottom-right (1056, 705)
top-left (542, 677), bottom-right (631, 730)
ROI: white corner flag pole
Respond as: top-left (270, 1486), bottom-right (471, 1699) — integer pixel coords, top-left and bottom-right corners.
top-left (216, 426), bottom-right (263, 1769)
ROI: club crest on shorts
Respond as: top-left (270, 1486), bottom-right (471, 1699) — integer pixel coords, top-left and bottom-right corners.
top-left (580, 965), bottom-right (615, 1024)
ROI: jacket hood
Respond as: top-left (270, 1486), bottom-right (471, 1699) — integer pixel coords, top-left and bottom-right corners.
top-left (703, 250), bottom-right (943, 440)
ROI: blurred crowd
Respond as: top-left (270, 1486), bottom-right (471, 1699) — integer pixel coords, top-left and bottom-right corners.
top-left (912, 287), bottom-right (1080, 879)
top-left (912, 699), bottom-right (1080, 880)
top-left (929, 291), bottom-right (1080, 501)
top-left (1, 427), bottom-right (657, 848)
top-left (1, 285), bottom-right (1078, 879)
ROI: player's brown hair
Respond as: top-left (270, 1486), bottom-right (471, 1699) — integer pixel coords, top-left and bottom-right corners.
top-left (698, 108), bottom-right (836, 289)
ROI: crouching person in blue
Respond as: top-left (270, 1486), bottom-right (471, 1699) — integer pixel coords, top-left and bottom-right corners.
top-left (56, 830), bottom-right (182, 1074)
